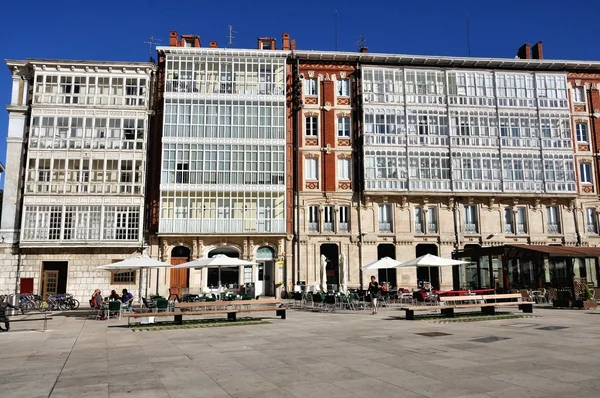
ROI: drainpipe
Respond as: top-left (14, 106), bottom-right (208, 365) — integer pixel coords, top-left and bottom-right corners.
top-left (354, 62), bottom-right (365, 290)
top-left (11, 245), bottom-right (22, 315)
top-left (292, 57), bottom-right (301, 284)
top-left (573, 202), bottom-right (582, 246)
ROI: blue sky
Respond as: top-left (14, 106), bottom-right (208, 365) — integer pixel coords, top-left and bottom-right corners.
top-left (1, 0), bottom-right (599, 188)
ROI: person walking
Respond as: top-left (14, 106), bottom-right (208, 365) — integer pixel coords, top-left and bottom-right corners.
top-left (0, 297), bottom-right (18, 332)
top-left (368, 275), bottom-right (380, 315)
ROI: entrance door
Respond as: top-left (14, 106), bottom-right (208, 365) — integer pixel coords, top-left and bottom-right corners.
top-left (42, 271), bottom-right (59, 298)
top-left (416, 244), bottom-right (439, 290)
top-left (256, 246), bottom-right (275, 296)
top-left (320, 244), bottom-right (340, 289)
top-left (41, 261), bottom-right (68, 298)
top-left (170, 246), bottom-right (190, 297)
top-left (377, 244), bottom-right (397, 287)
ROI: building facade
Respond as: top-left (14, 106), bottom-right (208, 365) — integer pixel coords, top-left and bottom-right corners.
top-left (3, 37), bottom-right (600, 301)
top-left (147, 32), bottom-right (292, 297)
top-left (292, 47), bottom-right (600, 292)
top-left (0, 59), bottom-right (155, 301)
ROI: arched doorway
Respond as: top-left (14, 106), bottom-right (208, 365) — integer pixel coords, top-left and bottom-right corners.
top-left (320, 244), bottom-right (339, 289)
top-left (207, 247), bottom-right (240, 288)
top-left (377, 244), bottom-right (397, 287)
top-left (416, 244), bottom-right (439, 289)
top-left (170, 246), bottom-right (190, 296)
top-left (256, 246), bottom-right (275, 296)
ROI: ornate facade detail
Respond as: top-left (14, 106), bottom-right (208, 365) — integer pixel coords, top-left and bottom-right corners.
top-left (488, 197), bottom-right (495, 212)
top-left (307, 71), bottom-right (314, 78)
top-left (306, 182), bottom-right (319, 189)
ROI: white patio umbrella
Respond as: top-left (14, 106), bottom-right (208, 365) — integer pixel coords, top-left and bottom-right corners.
top-left (320, 254), bottom-right (328, 293)
top-left (362, 257), bottom-right (402, 270)
top-left (362, 257), bottom-right (402, 284)
top-left (96, 256), bottom-right (171, 302)
top-left (172, 254), bottom-right (257, 293)
top-left (394, 254), bottom-right (471, 286)
top-left (339, 253), bottom-right (348, 294)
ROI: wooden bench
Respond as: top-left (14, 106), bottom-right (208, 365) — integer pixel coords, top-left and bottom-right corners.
top-left (124, 301), bottom-right (286, 325)
top-left (400, 295), bottom-right (483, 320)
top-left (400, 293), bottom-right (532, 320)
top-left (174, 298), bottom-right (282, 311)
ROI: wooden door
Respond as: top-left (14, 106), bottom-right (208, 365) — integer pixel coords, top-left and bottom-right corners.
top-left (42, 270), bottom-right (59, 298)
top-left (170, 257), bottom-right (189, 297)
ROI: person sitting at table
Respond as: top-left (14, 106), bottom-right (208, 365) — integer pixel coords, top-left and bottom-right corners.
top-left (121, 289), bottom-right (134, 305)
top-left (108, 290), bottom-right (121, 301)
top-left (91, 289), bottom-right (106, 320)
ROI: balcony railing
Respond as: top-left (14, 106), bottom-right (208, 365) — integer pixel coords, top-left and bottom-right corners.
top-left (505, 224), bottom-right (514, 234)
top-left (159, 218), bottom-right (285, 234)
top-left (338, 222), bottom-right (349, 233)
top-left (547, 223), bottom-right (561, 234)
top-left (415, 222), bottom-right (424, 234)
top-left (308, 222), bottom-right (319, 232)
top-left (323, 223), bottom-right (334, 233)
top-left (587, 224), bottom-right (598, 234)
top-left (465, 223), bottom-right (478, 234)
top-left (379, 222), bottom-right (392, 233)
top-left (517, 223), bottom-right (527, 234)
top-left (427, 223), bottom-right (438, 234)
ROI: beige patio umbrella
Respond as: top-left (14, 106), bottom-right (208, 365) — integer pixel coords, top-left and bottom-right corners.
top-left (96, 256), bottom-right (172, 303)
top-left (339, 253), bottom-right (348, 294)
top-left (320, 254), bottom-right (328, 292)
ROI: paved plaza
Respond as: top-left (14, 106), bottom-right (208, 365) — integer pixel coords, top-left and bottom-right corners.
top-left (0, 307), bottom-right (599, 398)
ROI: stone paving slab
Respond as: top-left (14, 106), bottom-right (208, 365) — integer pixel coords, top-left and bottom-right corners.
top-left (1, 307), bottom-right (600, 397)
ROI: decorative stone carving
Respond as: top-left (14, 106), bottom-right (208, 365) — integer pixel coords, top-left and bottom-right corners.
top-left (447, 197), bottom-right (454, 211)
top-left (400, 196), bottom-right (408, 210)
top-left (533, 198), bottom-right (541, 212)
top-left (340, 72), bottom-right (347, 78)
top-left (488, 197), bottom-right (495, 212)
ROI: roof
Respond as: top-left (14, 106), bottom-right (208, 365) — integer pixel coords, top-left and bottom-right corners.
top-left (292, 50), bottom-right (600, 72)
top-left (457, 244), bottom-right (600, 258)
top-left (157, 46), bottom-right (290, 58)
top-left (5, 58), bottom-right (156, 73)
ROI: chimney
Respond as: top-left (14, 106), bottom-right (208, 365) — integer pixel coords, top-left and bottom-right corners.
top-left (282, 33), bottom-right (291, 50)
top-left (258, 38), bottom-right (276, 50)
top-left (209, 41), bottom-right (218, 48)
top-left (532, 41), bottom-right (543, 60)
top-left (517, 43), bottom-right (531, 60)
top-left (359, 47), bottom-right (368, 53)
top-left (291, 39), bottom-right (296, 50)
top-left (169, 31), bottom-right (179, 47)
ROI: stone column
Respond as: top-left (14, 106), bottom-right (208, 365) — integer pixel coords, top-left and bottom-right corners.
top-left (0, 71), bottom-right (29, 244)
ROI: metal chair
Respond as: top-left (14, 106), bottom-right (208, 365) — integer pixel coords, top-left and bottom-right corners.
top-left (107, 301), bottom-right (122, 319)
top-left (154, 299), bottom-right (169, 313)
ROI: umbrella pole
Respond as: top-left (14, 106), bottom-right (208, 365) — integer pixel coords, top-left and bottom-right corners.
top-left (428, 267), bottom-right (432, 290)
top-left (218, 267), bottom-right (222, 296)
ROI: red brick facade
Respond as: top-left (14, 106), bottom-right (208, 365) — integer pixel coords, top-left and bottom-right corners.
top-left (567, 73), bottom-right (600, 195)
top-left (294, 63), bottom-right (355, 194)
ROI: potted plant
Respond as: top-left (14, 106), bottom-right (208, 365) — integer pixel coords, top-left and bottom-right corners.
top-left (582, 284), bottom-right (597, 310)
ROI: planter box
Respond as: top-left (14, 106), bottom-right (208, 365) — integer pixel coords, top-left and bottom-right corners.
top-left (583, 300), bottom-right (598, 310)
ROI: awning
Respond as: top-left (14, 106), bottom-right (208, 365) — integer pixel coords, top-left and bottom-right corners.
top-left (456, 244), bottom-right (600, 258)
